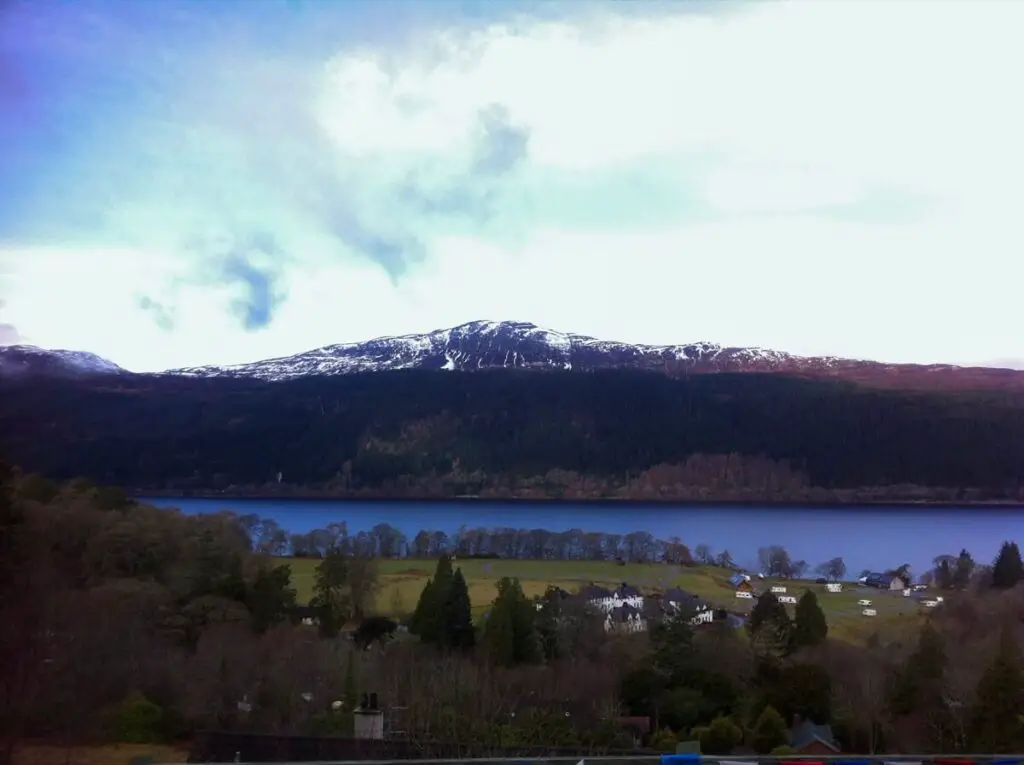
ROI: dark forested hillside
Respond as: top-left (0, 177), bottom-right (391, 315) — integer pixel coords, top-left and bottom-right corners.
top-left (3, 370), bottom-right (1024, 500)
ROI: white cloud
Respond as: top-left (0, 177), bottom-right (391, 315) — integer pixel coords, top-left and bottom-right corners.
top-left (2, 0), bottom-right (1023, 371)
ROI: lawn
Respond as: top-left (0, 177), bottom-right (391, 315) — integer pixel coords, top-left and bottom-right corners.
top-left (279, 557), bottom-right (922, 639)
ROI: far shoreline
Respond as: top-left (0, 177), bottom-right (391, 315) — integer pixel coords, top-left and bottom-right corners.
top-left (134, 490), bottom-right (1024, 510)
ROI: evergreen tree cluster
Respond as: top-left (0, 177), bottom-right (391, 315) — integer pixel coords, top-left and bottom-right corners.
top-left (992, 541), bottom-right (1024, 589)
top-left (409, 555), bottom-right (475, 649)
top-left (748, 589), bottom-right (829, 657)
top-left (482, 577), bottom-right (543, 667)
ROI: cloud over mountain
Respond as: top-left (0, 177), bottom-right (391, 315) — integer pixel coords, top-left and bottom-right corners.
top-left (1, 0), bottom-right (1022, 371)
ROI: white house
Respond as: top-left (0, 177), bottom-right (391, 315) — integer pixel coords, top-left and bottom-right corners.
top-left (605, 604), bottom-right (646, 633)
top-left (779, 595), bottom-right (797, 605)
top-left (771, 585), bottom-right (787, 594)
top-left (862, 608), bottom-right (877, 617)
top-left (826, 583), bottom-right (842, 593)
top-left (663, 587), bottom-right (714, 625)
top-left (857, 599), bottom-right (872, 607)
top-left (612, 583), bottom-right (644, 610)
top-left (579, 583), bottom-right (644, 613)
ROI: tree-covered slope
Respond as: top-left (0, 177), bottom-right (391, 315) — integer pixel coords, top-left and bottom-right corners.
top-left (2, 370), bottom-right (1024, 498)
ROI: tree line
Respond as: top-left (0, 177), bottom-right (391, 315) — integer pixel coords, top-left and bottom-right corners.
top-left (4, 369), bottom-right (1024, 499)
top-left (3, 468), bottom-right (1024, 762)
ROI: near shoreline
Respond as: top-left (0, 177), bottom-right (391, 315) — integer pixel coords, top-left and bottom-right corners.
top-left (135, 489), bottom-right (1024, 509)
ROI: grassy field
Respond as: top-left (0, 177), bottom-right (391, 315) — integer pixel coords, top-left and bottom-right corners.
top-left (281, 557), bottom-right (922, 640)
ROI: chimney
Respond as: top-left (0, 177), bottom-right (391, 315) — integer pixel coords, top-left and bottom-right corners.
top-left (354, 691), bottom-right (384, 740)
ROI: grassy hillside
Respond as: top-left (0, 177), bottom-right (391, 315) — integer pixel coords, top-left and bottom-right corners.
top-left (283, 557), bottom-right (921, 641)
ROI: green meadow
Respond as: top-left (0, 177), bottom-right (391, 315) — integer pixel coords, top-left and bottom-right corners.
top-left (280, 557), bottom-right (923, 641)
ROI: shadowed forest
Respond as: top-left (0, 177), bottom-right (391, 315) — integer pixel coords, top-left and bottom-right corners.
top-left (3, 370), bottom-right (1024, 501)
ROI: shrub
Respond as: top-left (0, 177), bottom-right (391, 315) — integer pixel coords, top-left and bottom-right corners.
top-left (650, 727), bottom-right (679, 752)
top-left (111, 691), bottom-right (164, 744)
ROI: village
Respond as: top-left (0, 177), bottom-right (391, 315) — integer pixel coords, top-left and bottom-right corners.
top-left (531, 566), bottom-right (943, 635)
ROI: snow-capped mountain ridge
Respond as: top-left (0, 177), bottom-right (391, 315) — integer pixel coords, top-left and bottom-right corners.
top-left (6, 321), bottom-right (1024, 392)
top-left (0, 344), bottom-right (126, 378)
top-left (164, 320), bottom-right (836, 382)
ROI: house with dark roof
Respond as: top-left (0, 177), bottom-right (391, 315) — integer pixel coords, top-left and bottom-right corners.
top-left (578, 582), bottom-right (645, 613)
top-left (663, 587), bottom-right (714, 624)
top-left (534, 585), bottom-right (573, 611)
top-left (577, 583), bottom-right (614, 611)
top-left (612, 582), bottom-right (644, 609)
top-left (789, 719), bottom-right (840, 755)
top-left (864, 572), bottom-right (905, 591)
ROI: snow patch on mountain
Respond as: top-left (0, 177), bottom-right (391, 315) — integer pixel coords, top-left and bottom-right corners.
top-left (162, 320), bottom-right (837, 382)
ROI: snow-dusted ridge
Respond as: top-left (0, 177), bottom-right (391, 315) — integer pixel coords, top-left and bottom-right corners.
top-left (0, 344), bottom-right (126, 378)
top-left (161, 319), bottom-right (842, 382)
top-left (4, 321), bottom-right (1023, 390)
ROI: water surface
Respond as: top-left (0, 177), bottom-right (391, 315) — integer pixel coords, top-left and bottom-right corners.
top-left (140, 497), bottom-right (1024, 576)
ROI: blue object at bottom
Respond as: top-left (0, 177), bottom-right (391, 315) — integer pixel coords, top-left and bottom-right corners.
top-left (662, 755), bottom-right (702, 765)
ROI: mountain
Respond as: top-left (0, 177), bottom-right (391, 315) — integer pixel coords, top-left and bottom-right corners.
top-left (6, 321), bottom-right (1024, 392)
top-left (3, 369), bottom-right (1024, 502)
top-left (0, 344), bottom-right (126, 379)
top-left (163, 320), bottom-right (1024, 391)
top-left (164, 320), bottom-right (795, 379)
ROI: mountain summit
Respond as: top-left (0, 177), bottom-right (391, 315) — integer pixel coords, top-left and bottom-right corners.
top-left (159, 320), bottom-right (1024, 391)
top-left (163, 320), bottom-right (814, 381)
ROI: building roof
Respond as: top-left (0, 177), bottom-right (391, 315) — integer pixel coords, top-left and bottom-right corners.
top-left (728, 573), bottom-right (749, 587)
top-left (664, 587), bottom-right (707, 611)
top-left (579, 584), bottom-right (612, 599)
top-left (790, 720), bottom-right (839, 752)
top-left (615, 582), bottom-right (641, 597)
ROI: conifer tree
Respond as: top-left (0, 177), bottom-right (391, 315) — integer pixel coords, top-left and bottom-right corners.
top-left (408, 577), bottom-right (433, 637)
top-left (968, 625), bottom-right (1024, 752)
top-left (310, 548), bottom-right (351, 638)
top-left (748, 592), bottom-right (792, 657)
top-left (443, 568), bottom-right (475, 649)
top-left (991, 541), bottom-right (1024, 589)
top-left (791, 589), bottom-right (828, 649)
top-left (952, 548), bottom-right (975, 589)
top-left (483, 577), bottom-right (542, 666)
top-left (410, 555), bottom-right (454, 643)
top-left (409, 556), bottom-right (474, 648)
top-left (891, 620), bottom-right (947, 714)
top-left (935, 559), bottom-right (954, 589)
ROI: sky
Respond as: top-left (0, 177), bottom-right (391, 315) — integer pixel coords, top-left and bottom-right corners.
top-left (1, 0), bottom-right (1023, 373)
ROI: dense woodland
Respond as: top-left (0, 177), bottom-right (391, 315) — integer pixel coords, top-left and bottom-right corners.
top-left (3, 468), bottom-right (1024, 763)
top-left (3, 370), bottom-right (1024, 500)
